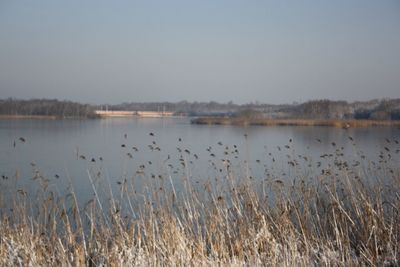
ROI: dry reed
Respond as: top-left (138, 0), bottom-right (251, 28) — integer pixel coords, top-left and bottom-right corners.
top-left (192, 117), bottom-right (400, 128)
top-left (1, 140), bottom-right (399, 266)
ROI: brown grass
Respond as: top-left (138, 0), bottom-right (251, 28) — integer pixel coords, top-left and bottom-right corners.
top-left (0, 143), bottom-right (399, 266)
top-left (0, 115), bottom-right (58, 120)
top-left (192, 117), bottom-right (400, 127)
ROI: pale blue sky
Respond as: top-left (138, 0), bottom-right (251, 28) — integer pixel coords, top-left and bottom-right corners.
top-left (0, 0), bottom-right (399, 104)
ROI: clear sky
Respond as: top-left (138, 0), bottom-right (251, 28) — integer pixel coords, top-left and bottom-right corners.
top-left (0, 0), bottom-right (399, 104)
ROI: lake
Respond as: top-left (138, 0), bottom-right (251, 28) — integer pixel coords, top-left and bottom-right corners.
top-left (1, 118), bottom-right (399, 208)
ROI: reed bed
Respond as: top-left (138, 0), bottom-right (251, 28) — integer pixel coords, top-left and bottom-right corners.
top-left (0, 115), bottom-right (58, 120)
top-left (192, 117), bottom-right (400, 128)
top-left (1, 138), bottom-right (399, 266)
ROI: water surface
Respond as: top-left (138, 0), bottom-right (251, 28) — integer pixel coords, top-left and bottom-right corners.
top-left (0, 118), bottom-right (399, 207)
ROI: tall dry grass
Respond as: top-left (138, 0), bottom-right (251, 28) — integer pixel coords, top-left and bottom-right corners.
top-left (1, 140), bottom-right (399, 266)
top-left (192, 117), bottom-right (400, 128)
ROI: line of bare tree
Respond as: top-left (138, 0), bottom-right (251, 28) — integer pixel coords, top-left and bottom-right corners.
top-left (1, 98), bottom-right (399, 120)
top-left (285, 99), bottom-right (400, 120)
top-left (0, 98), bottom-right (97, 118)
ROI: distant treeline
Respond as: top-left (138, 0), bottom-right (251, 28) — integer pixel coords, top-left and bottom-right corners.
top-left (1, 98), bottom-right (400, 120)
top-left (103, 101), bottom-right (291, 116)
top-left (107, 99), bottom-right (400, 120)
top-left (285, 99), bottom-right (400, 120)
top-left (0, 98), bottom-right (98, 118)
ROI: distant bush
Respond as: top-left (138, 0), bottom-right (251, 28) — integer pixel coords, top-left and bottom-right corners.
top-left (370, 111), bottom-right (391, 120)
top-left (233, 109), bottom-right (263, 119)
top-left (292, 100), bottom-right (350, 119)
top-left (390, 109), bottom-right (400, 120)
top-left (354, 109), bottom-right (371, 119)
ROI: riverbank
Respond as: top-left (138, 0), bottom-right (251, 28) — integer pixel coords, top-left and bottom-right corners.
top-left (94, 110), bottom-right (176, 118)
top-left (0, 114), bottom-right (58, 120)
top-left (192, 117), bottom-right (400, 127)
top-left (0, 112), bottom-right (182, 120)
top-left (0, 114), bottom-right (102, 120)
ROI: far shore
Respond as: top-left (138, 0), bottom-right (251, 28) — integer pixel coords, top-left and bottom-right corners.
top-left (2, 114), bottom-right (400, 128)
top-left (0, 114), bottom-right (99, 120)
top-left (0, 114), bottom-right (59, 120)
top-left (0, 114), bottom-right (183, 120)
top-left (191, 117), bottom-right (400, 127)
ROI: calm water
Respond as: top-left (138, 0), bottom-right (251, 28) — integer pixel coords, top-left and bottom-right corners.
top-left (1, 118), bottom-right (399, 206)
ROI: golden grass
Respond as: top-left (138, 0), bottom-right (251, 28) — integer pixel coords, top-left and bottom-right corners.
top-left (192, 117), bottom-right (400, 127)
top-left (0, 115), bottom-right (58, 120)
top-left (1, 143), bottom-right (399, 266)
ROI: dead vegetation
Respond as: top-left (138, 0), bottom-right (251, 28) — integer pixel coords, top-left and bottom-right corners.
top-left (1, 137), bottom-right (399, 266)
top-left (192, 117), bottom-right (400, 128)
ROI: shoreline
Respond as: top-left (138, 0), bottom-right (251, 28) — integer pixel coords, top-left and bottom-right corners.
top-left (0, 114), bottom-right (185, 120)
top-left (2, 115), bottom-right (400, 127)
top-left (191, 117), bottom-right (400, 127)
top-left (0, 114), bottom-right (59, 120)
top-left (0, 115), bottom-right (99, 120)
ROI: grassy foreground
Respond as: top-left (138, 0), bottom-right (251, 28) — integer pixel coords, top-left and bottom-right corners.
top-left (1, 148), bottom-right (399, 266)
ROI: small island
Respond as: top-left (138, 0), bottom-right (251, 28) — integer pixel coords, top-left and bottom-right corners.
top-left (191, 99), bottom-right (400, 127)
top-left (191, 117), bottom-right (400, 127)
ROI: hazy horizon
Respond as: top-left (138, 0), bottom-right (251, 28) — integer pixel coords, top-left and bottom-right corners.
top-left (1, 0), bottom-right (399, 104)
